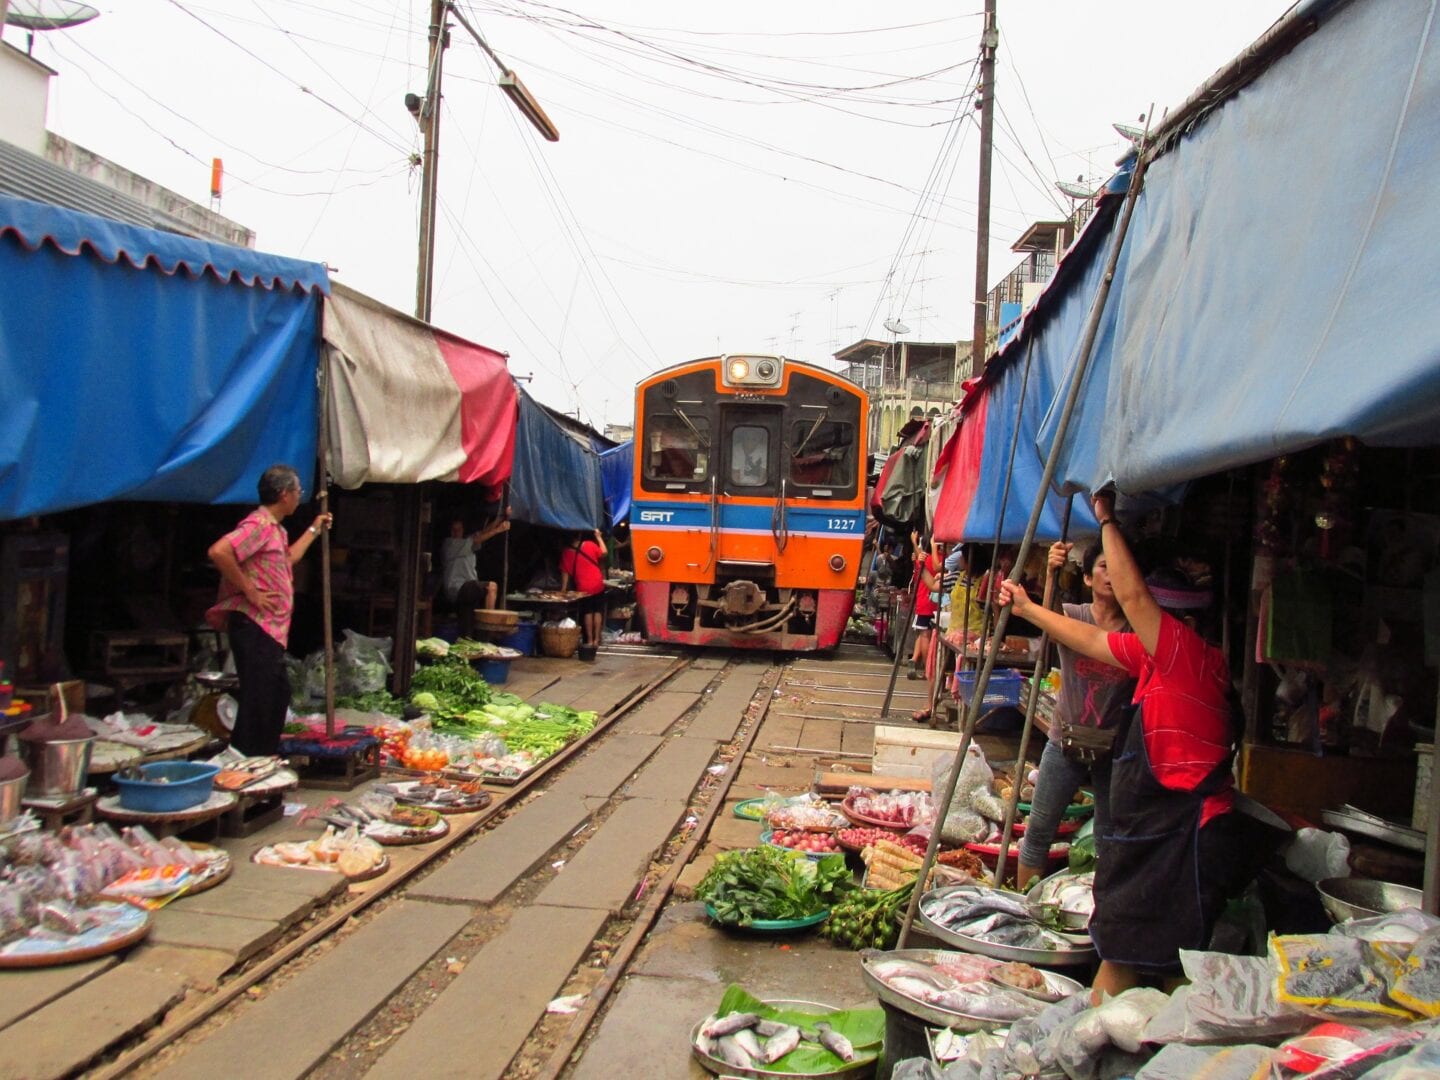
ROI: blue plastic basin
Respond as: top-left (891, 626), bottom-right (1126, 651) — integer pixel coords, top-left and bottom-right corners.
top-left (114, 761), bottom-right (221, 813)
top-left (476, 658), bottom-right (511, 684)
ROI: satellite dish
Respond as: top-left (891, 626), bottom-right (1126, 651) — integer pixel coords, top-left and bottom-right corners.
top-left (883, 317), bottom-right (910, 335)
top-left (1112, 122), bottom-right (1145, 143)
top-left (1055, 179), bottom-right (1098, 200)
top-left (3, 0), bottom-right (100, 30)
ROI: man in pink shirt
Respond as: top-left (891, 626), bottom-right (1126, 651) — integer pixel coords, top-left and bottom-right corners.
top-left (207, 465), bottom-right (331, 755)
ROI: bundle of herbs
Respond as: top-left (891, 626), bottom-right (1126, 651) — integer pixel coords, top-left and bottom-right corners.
top-left (697, 846), bottom-right (852, 926)
top-left (409, 655), bottom-right (490, 718)
top-left (820, 879), bottom-right (916, 950)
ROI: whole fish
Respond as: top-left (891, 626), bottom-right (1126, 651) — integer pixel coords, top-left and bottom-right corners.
top-left (694, 1032), bottom-right (714, 1057)
top-left (701, 1011), bottom-right (761, 1038)
top-left (761, 1025), bottom-right (801, 1063)
top-left (754, 1018), bottom-right (789, 1038)
top-left (815, 1021), bottom-right (855, 1062)
top-left (733, 1027), bottom-right (764, 1062)
top-left (869, 958), bottom-right (960, 991)
top-left (714, 1035), bottom-right (755, 1068)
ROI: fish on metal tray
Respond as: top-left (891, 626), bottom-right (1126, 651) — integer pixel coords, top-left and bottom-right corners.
top-left (813, 1021), bottom-right (855, 1062)
top-left (714, 1034), bottom-right (756, 1068)
top-left (700, 1011), bottom-right (761, 1038)
top-left (868, 958), bottom-right (961, 992)
top-left (732, 1027), bottom-right (764, 1062)
top-left (761, 1025), bottom-right (802, 1063)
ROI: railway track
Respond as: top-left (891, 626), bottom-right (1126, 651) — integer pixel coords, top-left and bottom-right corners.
top-left (91, 647), bottom-right (788, 1080)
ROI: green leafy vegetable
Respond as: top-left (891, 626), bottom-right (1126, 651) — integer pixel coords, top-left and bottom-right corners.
top-left (696, 846), bottom-right (852, 925)
top-left (409, 655), bottom-right (491, 717)
top-left (335, 689), bottom-right (407, 715)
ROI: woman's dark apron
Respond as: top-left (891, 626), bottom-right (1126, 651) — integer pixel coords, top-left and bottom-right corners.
top-left (1088, 701), bottom-right (1236, 969)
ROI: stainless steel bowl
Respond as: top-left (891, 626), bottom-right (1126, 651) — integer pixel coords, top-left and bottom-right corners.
top-left (0, 769), bottom-right (27, 824)
top-left (1316, 877), bottom-right (1422, 924)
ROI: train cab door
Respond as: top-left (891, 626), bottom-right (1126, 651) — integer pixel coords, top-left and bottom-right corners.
top-left (719, 406), bottom-right (781, 498)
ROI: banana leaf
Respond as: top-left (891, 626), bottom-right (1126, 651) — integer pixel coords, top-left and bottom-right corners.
top-left (709, 984), bottom-right (884, 1072)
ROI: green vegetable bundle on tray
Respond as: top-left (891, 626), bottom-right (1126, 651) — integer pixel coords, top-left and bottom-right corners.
top-left (820, 879), bottom-right (916, 950)
top-left (409, 654), bottom-right (491, 718)
top-left (696, 846), bottom-right (853, 926)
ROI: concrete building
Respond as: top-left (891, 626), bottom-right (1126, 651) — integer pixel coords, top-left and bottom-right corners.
top-left (0, 39), bottom-right (253, 246)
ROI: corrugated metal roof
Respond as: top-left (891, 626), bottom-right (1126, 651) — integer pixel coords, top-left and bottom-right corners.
top-left (0, 138), bottom-right (200, 237)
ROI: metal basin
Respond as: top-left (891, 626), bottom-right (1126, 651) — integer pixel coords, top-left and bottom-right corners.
top-left (1315, 877), bottom-right (1422, 924)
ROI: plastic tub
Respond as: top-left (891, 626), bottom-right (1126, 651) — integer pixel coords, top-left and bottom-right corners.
top-left (476, 658), bottom-right (511, 684)
top-left (953, 668), bottom-right (1024, 709)
top-left (114, 761), bottom-right (220, 813)
top-left (499, 622), bottom-right (538, 656)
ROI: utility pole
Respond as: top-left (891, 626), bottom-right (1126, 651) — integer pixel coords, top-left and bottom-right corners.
top-left (415, 0), bottom-right (448, 322)
top-left (970, 0), bottom-right (998, 377)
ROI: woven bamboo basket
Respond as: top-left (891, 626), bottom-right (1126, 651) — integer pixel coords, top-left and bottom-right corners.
top-left (539, 625), bottom-right (581, 658)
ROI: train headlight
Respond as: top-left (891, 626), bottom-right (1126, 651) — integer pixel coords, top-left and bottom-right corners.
top-left (646, 545), bottom-right (664, 564)
top-left (727, 358), bottom-right (750, 382)
top-left (829, 554), bottom-right (847, 572)
top-left (720, 353), bottom-right (782, 388)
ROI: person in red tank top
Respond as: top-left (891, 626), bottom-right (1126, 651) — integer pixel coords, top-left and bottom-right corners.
top-left (560, 529), bottom-right (609, 652)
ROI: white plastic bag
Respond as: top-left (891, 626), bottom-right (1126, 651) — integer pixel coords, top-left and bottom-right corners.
top-left (933, 744), bottom-right (996, 846)
top-left (1283, 827), bottom-right (1351, 883)
top-left (1142, 951), bottom-right (1310, 1045)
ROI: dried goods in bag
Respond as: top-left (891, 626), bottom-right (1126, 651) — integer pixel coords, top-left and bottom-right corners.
top-left (1374, 927), bottom-right (1440, 1018)
top-left (1270, 933), bottom-right (1414, 1021)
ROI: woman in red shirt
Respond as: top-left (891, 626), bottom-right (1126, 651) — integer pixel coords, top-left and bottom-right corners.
top-left (998, 492), bottom-right (1244, 996)
top-left (560, 528), bottom-right (609, 653)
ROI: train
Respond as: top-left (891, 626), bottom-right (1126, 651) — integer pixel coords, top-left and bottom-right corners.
top-left (629, 354), bottom-right (869, 651)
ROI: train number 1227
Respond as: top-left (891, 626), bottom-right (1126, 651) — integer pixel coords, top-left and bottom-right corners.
top-left (827, 518), bottom-right (858, 531)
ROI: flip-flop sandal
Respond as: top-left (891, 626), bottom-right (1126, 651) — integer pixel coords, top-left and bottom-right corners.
top-left (911, 709), bottom-right (931, 723)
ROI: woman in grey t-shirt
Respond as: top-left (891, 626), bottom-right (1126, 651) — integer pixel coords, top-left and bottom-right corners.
top-left (1016, 540), bottom-right (1134, 889)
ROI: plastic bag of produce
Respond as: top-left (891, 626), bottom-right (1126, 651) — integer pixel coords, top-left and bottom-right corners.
top-left (1283, 827), bottom-right (1351, 883)
top-left (336, 630), bottom-right (393, 696)
top-left (1143, 951), bottom-right (1310, 1045)
top-left (933, 744), bottom-right (995, 846)
top-left (1374, 927), bottom-right (1440, 1018)
top-left (1002, 992), bottom-right (1091, 1076)
top-left (1271, 933), bottom-right (1414, 1021)
top-left (1133, 1044), bottom-right (1274, 1079)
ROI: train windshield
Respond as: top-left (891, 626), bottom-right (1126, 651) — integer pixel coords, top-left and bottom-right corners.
top-left (729, 424), bottom-right (770, 488)
top-left (789, 419), bottom-right (854, 488)
top-left (644, 415), bottom-right (710, 481)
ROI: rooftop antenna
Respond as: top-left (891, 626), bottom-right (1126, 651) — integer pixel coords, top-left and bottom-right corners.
top-left (2, 0), bottom-right (99, 53)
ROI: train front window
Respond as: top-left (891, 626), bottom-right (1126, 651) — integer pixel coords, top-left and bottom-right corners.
top-left (729, 424), bottom-right (770, 487)
top-left (645, 415), bottom-right (710, 481)
top-left (789, 420), bottom-right (854, 488)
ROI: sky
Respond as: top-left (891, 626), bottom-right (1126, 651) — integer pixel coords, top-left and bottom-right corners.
top-left (12, 0), bottom-right (1290, 431)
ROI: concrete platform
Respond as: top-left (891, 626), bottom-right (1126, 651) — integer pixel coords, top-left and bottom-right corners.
top-left (148, 899), bottom-right (472, 1080)
top-left (543, 733), bottom-right (663, 800)
top-left (0, 956), bottom-right (116, 1033)
top-left (666, 667), bottom-right (718, 693)
top-left (146, 908), bottom-right (285, 965)
top-left (0, 965), bottom-right (186, 1080)
top-left (613, 691), bottom-right (699, 735)
top-left (369, 904), bottom-right (608, 1080)
top-left (622, 737), bottom-right (719, 802)
top-left (536, 796), bottom-right (689, 913)
top-left (410, 791), bottom-right (592, 905)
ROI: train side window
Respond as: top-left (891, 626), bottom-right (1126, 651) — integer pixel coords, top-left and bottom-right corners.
top-left (645, 415), bottom-right (709, 481)
top-left (789, 420), bottom-right (853, 488)
top-left (729, 424), bottom-right (770, 487)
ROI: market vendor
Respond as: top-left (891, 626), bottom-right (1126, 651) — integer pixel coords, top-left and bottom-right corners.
top-left (560, 528), bottom-right (608, 653)
top-left (998, 492), bottom-right (1247, 996)
top-left (441, 515), bottom-right (511, 639)
top-left (206, 465), bottom-right (331, 756)
top-left (1015, 539), bottom-right (1133, 891)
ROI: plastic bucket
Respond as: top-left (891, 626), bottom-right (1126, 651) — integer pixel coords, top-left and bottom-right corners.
top-left (499, 622), bottom-right (538, 657)
top-left (476, 658), bottom-right (511, 684)
top-left (114, 761), bottom-right (220, 813)
top-left (22, 736), bottom-right (94, 799)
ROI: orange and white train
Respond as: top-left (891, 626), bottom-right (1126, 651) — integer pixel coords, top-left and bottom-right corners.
top-left (630, 355), bottom-right (868, 651)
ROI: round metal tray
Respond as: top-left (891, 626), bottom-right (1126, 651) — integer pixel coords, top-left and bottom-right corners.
top-left (690, 998), bottom-right (877, 1079)
top-left (704, 904), bottom-right (828, 933)
top-left (917, 886), bottom-right (1095, 967)
top-left (859, 948), bottom-right (1084, 1030)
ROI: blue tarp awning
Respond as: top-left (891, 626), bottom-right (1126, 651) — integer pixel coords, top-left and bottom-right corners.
top-left (599, 442), bottom-right (633, 528)
top-left (507, 387), bottom-right (605, 530)
top-left (1025, 0), bottom-right (1440, 497)
top-left (0, 194), bottom-right (329, 518)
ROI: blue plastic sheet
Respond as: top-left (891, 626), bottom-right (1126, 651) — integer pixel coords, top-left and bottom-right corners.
top-left (507, 388), bottom-right (605, 530)
top-left (599, 442), bottom-right (633, 528)
top-left (0, 195), bottom-right (327, 518)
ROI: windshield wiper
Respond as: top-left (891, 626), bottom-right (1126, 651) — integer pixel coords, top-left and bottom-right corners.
top-left (793, 410), bottom-right (828, 457)
top-left (674, 408), bottom-right (709, 448)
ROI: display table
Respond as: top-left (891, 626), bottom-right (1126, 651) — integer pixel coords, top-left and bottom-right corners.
top-left (218, 767), bottom-right (299, 838)
top-left (23, 788), bottom-right (99, 830)
top-left (96, 789), bottom-right (237, 839)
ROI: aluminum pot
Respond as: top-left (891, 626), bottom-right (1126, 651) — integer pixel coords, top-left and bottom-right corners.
top-left (22, 736), bottom-right (94, 799)
top-left (0, 770), bottom-right (27, 825)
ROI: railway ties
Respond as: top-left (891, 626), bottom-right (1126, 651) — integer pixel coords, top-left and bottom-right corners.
top-left (110, 647), bottom-right (780, 1080)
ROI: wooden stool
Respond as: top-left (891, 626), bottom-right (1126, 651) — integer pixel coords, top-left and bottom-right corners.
top-left (218, 770), bottom-right (299, 838)
top-left (95, 790), bottom-right (236, 841)
top-left (23, 788), bottom-right (99, 830)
